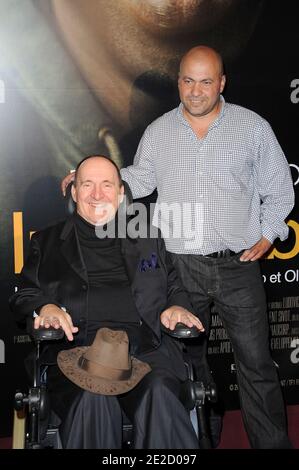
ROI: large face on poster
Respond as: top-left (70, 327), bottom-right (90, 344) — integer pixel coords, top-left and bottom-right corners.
top-left (0, 0), bottom-right (298, 438)
top-left (50, 0), bottom-right (262, 134)
top-left (0, 1), bottom-right (264, 175)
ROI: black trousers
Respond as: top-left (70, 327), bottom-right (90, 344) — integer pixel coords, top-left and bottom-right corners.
top-left (169, 252), bottom-right (291, 449)
top-left (52, 341), bottom-right (199, 449)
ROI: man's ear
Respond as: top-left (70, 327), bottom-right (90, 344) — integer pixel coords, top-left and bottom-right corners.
top-left (119, 184), bottom-right (125, 203)
top-left (220, 74), bottom-right (226, 93)
top-left (71, 183), bottom-right (77, 203)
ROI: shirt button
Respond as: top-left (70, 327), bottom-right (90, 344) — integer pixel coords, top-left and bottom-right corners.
top-left (82, 284), bottom-right (87, 291)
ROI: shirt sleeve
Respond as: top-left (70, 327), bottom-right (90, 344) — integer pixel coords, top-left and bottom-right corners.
top-left (255, 119), bottom-right (295, 243)
top-left (121, 127), bottom-right (157, 198)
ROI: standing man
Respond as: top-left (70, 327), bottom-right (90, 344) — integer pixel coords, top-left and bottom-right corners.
top-left (120, 46), bottom-right (294, 449)
top-left (62, 46), bottom-right (294, 448)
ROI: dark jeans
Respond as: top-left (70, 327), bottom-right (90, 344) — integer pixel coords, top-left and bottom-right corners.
top-left (170, 252), bottom-right (291, 449)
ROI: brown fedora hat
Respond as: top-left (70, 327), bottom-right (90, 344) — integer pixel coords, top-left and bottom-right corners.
top-left (57, 328), bottom-right (151, 395)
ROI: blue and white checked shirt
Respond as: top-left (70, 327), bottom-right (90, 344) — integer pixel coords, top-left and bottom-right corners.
top-left (121, 97), bottom-right (294, 255)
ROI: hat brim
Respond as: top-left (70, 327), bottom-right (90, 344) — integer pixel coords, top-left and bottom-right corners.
top-left (57, 347), bottom-right (152, 395)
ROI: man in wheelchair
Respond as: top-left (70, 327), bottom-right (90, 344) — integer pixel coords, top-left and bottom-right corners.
top-left (10, 155), bottom-right (204, 449)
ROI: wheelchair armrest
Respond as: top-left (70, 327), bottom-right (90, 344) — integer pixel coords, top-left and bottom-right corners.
top-left (161, 322), bottom-right (201, 339)
top-left (26, 317), bottom-right (64, 342)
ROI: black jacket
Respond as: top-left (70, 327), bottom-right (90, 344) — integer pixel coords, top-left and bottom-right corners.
top-left (10, 217), bottom-right (194, 373)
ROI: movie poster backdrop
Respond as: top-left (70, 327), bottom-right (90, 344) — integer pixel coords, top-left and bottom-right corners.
top-left (0, 0), bottom-right (298, 437)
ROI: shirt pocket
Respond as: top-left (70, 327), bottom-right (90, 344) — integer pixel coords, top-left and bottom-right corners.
top-left (207, 151), bottom-right (252, 197)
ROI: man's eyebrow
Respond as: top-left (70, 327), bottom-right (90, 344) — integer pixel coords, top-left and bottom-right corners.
top-left (79, 179), bottom-right (93, 184)
top-left (181, 75), bottom-right (194, 80)
top-left (80, 178), bottom-right (115, 184)
top-left (181, 75), bottom-right (214, 82)
top-left (102, 179), bottom-right (115, 184)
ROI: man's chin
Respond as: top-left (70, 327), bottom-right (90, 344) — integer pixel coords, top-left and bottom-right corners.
top-left (81, 214), bottom-right (110, 226)
top-left (90, 214), bottom-right (107, 226)
top-left (184, 104), bottom-right (206, 117)
top-left (94, 213), bottom-right (116, 227)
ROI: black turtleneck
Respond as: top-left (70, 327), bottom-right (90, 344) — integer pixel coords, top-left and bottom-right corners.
top-left (74, 213), bottom-right (140, 335)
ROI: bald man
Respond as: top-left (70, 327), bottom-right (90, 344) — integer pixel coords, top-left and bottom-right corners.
top-left (10, 155), bottom-right (205, 449)
top-left (119, 46), bottom-right (294, 449)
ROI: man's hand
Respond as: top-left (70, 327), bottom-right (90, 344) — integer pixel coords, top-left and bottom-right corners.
top-left (34, 304), bottom-right (78, 341)
top-left (61, 172), bottom-right (76, 196)
top-left (240, 236), bottom-right (272, 262)
top-left (160, 305), bottom-right (204, 332)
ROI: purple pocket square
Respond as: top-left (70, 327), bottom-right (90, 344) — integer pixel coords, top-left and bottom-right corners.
top-left (139, 253), bottom-right (159, 272)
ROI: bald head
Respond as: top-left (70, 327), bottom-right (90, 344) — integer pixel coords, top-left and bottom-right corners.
top-left (178, 45), bottom-right (226, 121)
top-left (179, 46), bottom-right (224, 78)
top-left (74, 155), bottom-right (122, 187)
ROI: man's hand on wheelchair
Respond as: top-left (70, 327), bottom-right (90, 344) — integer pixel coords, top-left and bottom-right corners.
top-left (61, 171), bottom-right (75, 196)
top-left (34, 304), bottom-right (78, 341)
top-left (160, 306), bottom-right (204, 332)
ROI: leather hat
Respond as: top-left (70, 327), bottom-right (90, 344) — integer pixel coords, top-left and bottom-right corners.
top-left (57, 328), bottom-right (151, 395)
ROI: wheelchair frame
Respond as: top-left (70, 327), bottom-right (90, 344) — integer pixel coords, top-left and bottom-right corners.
top-left (13, 323), bottom-right (217, 449)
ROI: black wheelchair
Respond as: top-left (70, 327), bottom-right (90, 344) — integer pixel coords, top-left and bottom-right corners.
top-left (13, 320), bottom-right (217, 449)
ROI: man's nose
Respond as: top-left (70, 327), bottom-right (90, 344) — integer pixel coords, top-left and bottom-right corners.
top-left (91, 185), bottom-right (104, 200)
top-left (191, 82), bottom-right (202, 96)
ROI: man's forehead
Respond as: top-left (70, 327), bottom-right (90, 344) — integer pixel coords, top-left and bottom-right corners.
top-left (78, 159), bottom-right (118, 180)
top-left (180, 60), bottom-right (222, 81)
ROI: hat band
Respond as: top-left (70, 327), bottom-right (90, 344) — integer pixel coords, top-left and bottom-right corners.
top-left (78, 356), bottom-right (132, 381)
